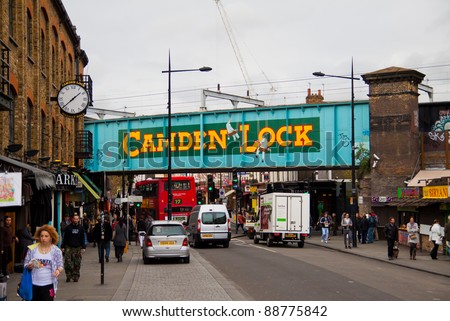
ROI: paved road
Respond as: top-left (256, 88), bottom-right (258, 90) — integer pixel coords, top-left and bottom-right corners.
top-left (196, 235), bottom-right (450, 301)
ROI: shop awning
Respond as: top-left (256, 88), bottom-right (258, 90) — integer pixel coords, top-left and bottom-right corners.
top-left (224, 190), bottom-right (235, 197)
top-left (81, 174), bottom-right (102, 195)
top-left (407, 169), bottom-right (450, 187)
top-left (0, 155), bottom-right (55, 190)
top-left (73, 172), bottom-right (100, 200)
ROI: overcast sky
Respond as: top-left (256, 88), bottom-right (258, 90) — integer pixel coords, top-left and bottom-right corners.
top-left (62, 0), bottom-right (450, 118)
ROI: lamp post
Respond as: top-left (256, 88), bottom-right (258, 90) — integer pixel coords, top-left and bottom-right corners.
top-left (313, 60), bottom-right (360, 247)
top-left (162, 53), bottom-right (212, 220)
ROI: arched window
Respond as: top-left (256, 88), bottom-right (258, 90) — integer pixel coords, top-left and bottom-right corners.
top-left (41, 30), bottom-right (46, 71)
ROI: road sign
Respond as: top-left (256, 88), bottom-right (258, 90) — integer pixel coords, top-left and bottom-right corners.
top-left (128, 195), bottom-right (143, 202)
top-left (219, 188), bottom-right (225, 199)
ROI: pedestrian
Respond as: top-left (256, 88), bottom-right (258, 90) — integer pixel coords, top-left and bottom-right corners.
top-left (367, 213), bottom-right (377, 243)
top-left (137, 215), bottom-right (147, 249)
top-left (331, 213), bottom-right (338, 237)
top-left (429, 219), bottom-right (443, 260)
top-left (319, 212), bottom-right (331, 243)
top-left (1, 216), bottom-right (16, 278)
top-left (341, 213), bottom-right (353, 249)
top-left (360, 214), bottom-right (369, 244)
top-left (113, 217), bottom-right (128, 262)
top-left (355, 213), bottom-right (362, 243)
top-left (23, 225), bottom-right (64, 301)
top-left (17, 223), bottom-right (34, 262)
top-left (61, 214), bottom-right (86, 282)
top-left (406, 217), bottom-right (419, 260)
top-left (383, 217), bottom-right (399, 260)
top-left (60, 214), bottom-right (71, 241)
top-left (236, 212), bottom-right (246, 234)
top-left (444, 215), bottom-right (450, 259)
top-left (93, 214), bottom-right (113, 263)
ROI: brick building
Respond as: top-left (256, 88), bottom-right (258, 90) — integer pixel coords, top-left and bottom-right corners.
top-left (0, 0), bottom-right (91, 272)
top-left (0, 0), bottom-right (88, 165)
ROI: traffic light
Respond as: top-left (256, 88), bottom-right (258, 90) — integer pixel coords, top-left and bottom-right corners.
top-left (232, 170), bottom-right (238, 189)
top-left (207, 174), bottom-right (215, 203)
top-left (196, 190), bottom-right (204, 205)
top-left (135, 202), bottom-right (142, 208)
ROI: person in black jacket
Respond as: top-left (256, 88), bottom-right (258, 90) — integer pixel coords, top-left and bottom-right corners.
top-left (61, 214), bottom-right (86, 282)
top-left (383, 217), bottom-right (399, 260)
top-left (93, 214), bottom-right (113, 263)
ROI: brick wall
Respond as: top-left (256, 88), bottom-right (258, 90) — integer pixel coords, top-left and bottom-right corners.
top-left (0, 0), bottom-right (87, 166)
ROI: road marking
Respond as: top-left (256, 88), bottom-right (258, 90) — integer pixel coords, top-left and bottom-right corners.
top-left (248, 243), bottom-right (277, 253)
top-left (232, 238), bottom-right (277, 252)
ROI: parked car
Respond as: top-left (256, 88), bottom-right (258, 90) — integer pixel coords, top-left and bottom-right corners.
top-left (186, 204), bottom-right (231, 248)
top-left (142, 220), bottom-right (190, 264)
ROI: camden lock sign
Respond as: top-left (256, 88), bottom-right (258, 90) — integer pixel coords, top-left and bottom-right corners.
top-left (84, 102), bottom-right (370, 173)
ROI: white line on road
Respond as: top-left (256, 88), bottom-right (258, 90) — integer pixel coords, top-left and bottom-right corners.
top-left (232, 238), bottom-right (278, 252)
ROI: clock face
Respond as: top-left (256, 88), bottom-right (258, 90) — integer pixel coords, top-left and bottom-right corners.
top-left (57, 83), bottom-right (90, 115)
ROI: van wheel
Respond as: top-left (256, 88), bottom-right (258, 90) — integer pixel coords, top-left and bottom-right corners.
top-left (267, 238), bottom-right (274, 247)
top-left (223, 241), bottom-right (229, 248)
top-left (298, 241), bottom-right (305, 248)
top-left (253, 236), bottom-right (259, 244)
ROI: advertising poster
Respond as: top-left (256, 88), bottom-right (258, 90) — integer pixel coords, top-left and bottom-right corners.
top-left (0, 172), bottom-right (22, 207)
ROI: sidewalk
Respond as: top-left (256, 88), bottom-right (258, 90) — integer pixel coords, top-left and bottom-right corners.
top-left (304, 231), bottom-right (450, 278)
top-left (4, 240), bottom-right (250, 301)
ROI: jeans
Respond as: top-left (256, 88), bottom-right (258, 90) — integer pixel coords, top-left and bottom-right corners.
top-left (97, 241), bottom-right (111, 260)
top-left (343, 230), bottom-right (353, 247)
top-left (321, 228), bottom-right (329, 242)
top-left (367, 227), bottom-right (374, 243)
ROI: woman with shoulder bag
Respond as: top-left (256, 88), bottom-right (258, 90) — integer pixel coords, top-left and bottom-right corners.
top-left (24, 225), bottom-right (64, 301)
top-left (406, 217), bottom-right (419, 260)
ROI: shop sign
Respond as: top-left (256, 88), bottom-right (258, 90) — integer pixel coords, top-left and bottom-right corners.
top-left (55, 173), bottom-right (78, 187)
top-left (0, 172), bottom-right (22, 207)
top-left (397, 187), bottom-right (419, 198)
top-left (422, 185), bottom-right (449, 199)
top-left (371, 196), bottom-right (393, 203)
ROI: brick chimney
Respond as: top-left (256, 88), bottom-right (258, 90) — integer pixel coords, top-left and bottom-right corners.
top-left (306, 89), bottom-right (324, 104)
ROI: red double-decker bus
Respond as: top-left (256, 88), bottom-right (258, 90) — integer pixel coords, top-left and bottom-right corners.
top-left (135, 176), bottom-right (196, 222)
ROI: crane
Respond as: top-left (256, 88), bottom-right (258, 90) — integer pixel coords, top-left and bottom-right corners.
top-left (215, 0), bottom-right (254, 97)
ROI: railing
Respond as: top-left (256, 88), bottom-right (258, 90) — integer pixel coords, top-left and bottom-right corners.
top-left (75, 130), bottom-right (93, 159)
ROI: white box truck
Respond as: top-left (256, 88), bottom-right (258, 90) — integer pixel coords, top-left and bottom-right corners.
top-left (253, 192), bottom-right (310, 248)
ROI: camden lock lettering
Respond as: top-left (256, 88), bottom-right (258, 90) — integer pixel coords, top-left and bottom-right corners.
top-left (120, 118), bottom-right (319, 158)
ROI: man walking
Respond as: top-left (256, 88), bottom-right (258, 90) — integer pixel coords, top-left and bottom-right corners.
top-left (61, 214), bottom-right (86, 282)
top-left (1, 216), bottom-right (17, 278)
top-left (383, 217), bottom-right (399, 260)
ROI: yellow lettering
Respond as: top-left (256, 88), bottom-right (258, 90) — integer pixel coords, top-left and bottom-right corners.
top-left (127, 131), bottom-right (141, 158)
top-left (293, 125), bottom-right (313, 146)
top-left (259, 127), bottom-right (275, 145)
top-left (241, 124), bottom-right (255, 153)
top-left (192, 131), bottom-right (201, 150)
top-left (155, 133), bottom-right (164, 152)
top-left (178, 132), bottom-right (193, 151)
top-left (207, 129), bottom-right (227, 150)
top-left (140, 133), bottom-right (155, 153)
top-left (276, 126), bottom-right (292, 147)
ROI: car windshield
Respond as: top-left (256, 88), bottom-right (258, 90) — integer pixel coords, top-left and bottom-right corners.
top-left (150, 225), bottom-right (185, 236)
top-left (202, 212), bottom-right (227, 224)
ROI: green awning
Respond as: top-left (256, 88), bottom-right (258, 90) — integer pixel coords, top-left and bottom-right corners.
top-left (73, 172), bottom-right (100, 200)
top-left (81, 174), bottom-right (102, 195)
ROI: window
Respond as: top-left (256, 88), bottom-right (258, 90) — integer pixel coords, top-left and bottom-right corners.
top-left (40, 110), bottom-right (46, 154)
top-left (139, 183), bottom-right (158, 197)
top-left (8, 0), bottom-right (15, 37)
top-left (27, 100), bottom-right (33, 150)
top-left (40, 31), bottom-right (46, 71)
top-left (202, 212), bottom-right (227, 225)
top-left (150, 225), bottom-right (185, 236)
top-left (164, 180), bottom-right (191, 191)
top-left (27, 10), bottom-right (32, 57)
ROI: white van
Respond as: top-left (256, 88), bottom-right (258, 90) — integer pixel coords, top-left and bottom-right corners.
top-left (186, 204), bottom-right (231, 248)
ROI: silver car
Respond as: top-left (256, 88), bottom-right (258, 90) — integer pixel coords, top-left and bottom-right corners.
top-left (142, 220), bottom-right (190, 264)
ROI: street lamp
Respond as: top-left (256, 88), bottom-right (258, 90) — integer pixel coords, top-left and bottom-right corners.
top-left (313, 60), bottom-right (360, 247)
top-left (162, 53), bottom-right (212, 220)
